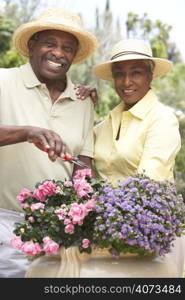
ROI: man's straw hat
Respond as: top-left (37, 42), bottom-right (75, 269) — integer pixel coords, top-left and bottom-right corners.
top-left (13, 8), bottom-right (98, 64)
top-left (93, 39), bottom-right (172, 80)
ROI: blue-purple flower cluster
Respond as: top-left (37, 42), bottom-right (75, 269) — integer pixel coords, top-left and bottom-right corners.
top-left (92, 174), bottom-right (185, 257)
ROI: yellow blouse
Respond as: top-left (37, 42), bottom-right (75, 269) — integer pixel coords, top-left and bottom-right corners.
top-left (94, 89), bottom-right (181, 184)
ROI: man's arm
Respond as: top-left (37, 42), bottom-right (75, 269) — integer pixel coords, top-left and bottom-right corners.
top-left (0, 125), bottom-right (66, 161)
top-left (0, 125), bottom-right (29, 146)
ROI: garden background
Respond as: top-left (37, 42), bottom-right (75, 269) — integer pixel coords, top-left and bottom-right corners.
top-left (0, 0), bottom-right (185, 277)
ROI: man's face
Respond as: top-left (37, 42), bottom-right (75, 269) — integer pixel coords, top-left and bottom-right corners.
top-left (28, 30), bottom-right (79, 82)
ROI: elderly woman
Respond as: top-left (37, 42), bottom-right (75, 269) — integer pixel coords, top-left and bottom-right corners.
top-left (92, 38), bottom-right (184, 277)
top-left (93, 39), bottom-right (180, 184)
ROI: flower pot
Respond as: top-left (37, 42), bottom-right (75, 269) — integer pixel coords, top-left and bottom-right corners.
top-left (25, 246), bottom-right (179, 278)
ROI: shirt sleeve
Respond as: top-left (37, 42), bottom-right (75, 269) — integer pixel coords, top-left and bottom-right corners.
top-left (138, 110), bottom-right (181, 182)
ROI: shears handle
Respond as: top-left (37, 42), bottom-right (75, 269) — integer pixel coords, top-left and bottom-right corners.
top-left (34, 142), bottom-right (73, 161)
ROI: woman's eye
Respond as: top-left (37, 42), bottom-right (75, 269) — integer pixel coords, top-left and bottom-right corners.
top-left (113, 72), bottom-right (123, 78)
top-left (133, 70), bottom-right (141, 76)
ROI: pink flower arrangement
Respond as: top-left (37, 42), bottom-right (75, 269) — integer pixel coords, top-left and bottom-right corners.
top-left (11, 169), bottom-right (100, 257)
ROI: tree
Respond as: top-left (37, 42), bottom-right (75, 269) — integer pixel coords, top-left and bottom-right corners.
top-left (0, 0), bottom-right (41, 67)
top-left (1, 0), bottom-right (41, 26)
top-left (125, 12), bottom-right (181, 62)
top-left (69, 0), bottom-right (122, 119)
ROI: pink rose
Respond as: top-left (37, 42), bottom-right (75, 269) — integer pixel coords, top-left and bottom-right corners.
top-left (73, 168), bottom-right (92, 180)
top-left (73, 178), bottom-right (93, 198)
top-left (21, 241), bottom-right (42, 255)
top-left (16, 188), bottom-right (31, 203)
top-left (82, 238), bottom-right (90, 248)
top-left (68, 203), bottom-right (88, 225)
top-left (10, 237), bottom-right (23, 250)
top-left (43, 237), bottom-right (59, 255)
top-left (31, 202), bottom-right (45, 211)
top-left (64, 224), bottom-right (75, 234)
top-left (33, 181), bottom-right (56, 201)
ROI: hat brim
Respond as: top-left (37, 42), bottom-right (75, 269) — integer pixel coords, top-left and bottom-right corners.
top-left (93, 54), bottom-right (173, 80)
top-left (13, 22), bottom-right (98, 64)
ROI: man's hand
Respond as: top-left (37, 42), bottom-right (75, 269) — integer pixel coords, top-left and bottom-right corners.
top-left (74, 85), bottom-right (98, 105)
top-left (26, 126), bottom-right (66, 161)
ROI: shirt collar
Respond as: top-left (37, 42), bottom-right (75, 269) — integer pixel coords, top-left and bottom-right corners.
top-left (20, 62), bottom-right (41, 88)
top-left (129, 89), bottom-right (158, 119)
top-left (110, 89), bottom-right (158, 121)
top-left (20, 62), bottom-right (77, 101)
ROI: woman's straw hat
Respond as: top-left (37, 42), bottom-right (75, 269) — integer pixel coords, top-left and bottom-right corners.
top-left (13, 8), bottom-right (98, 64)
top-left (93, 39), bottom-right (172, 80)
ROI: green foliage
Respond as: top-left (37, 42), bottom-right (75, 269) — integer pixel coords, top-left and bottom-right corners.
top-left (126, 12), bottom-right (181, 63)
top-left (175, 119), bottom-right (185, 199)
top-left (0, 16), bottom-right (14, 54)
top-left (152, 63), bottom-right (185, 113)
top-left (0, 47), bottom-right (27, 68)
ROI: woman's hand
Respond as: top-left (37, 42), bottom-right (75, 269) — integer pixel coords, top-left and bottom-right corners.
top-left (74, 85), bottom-right (98, 105)
top-left (26, 126), bottom-right (66, 161)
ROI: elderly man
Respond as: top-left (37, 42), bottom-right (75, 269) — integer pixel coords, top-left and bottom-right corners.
top-left (0, 8), bottom-right (98, 277)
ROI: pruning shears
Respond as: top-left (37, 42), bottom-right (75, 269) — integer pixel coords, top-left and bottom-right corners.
top-left (35, 142), bottom-right (89, 168)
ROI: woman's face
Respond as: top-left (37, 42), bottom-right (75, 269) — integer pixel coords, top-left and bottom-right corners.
top-left (111, 59), bottom-right (153, 110)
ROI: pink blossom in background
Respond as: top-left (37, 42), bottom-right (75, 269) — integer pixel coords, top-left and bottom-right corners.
top-left (31, 202), bottom-right (45, 211)
top-left (43, 237), bottom-right (51, 243)
top-left (73, 168), bottom-right (92, 180)
top-left (33, 180), bottom-right (57, 201)
top-left (85, 199), bottom-right (96, 212)
top-left (64, 218), bottom-right (71, 225)
top-left (28, 216), bottom-right (35, 223)
top-left (82, 238), bottom-right (90, 248)
top-left (20, 203), bottom-right (29, 209)
top-left (10, 237), bottom-right (23, 250)
top-left (21, 241), bottom-right (42, 255)
top-left (54, 208), bottom-right (66, 220)
top-left (73, 178), bottom-right (93, 198)
top-left (16, 188), bottom-right (31, 203)
top-left (64, 223), bottom-right (75, 234)
top-left (43, 237), bottom-right (59, 254)
top-left (64, 181), bottom-right (73, 187)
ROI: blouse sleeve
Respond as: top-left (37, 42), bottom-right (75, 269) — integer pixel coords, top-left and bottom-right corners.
top-left (138, 109), bottom-right (181, 182)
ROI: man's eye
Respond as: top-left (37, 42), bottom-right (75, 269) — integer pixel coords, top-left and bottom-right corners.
top-left (41, 41), bottom-right (55, 47)
top-left (63, 46), bottom-right (73, 52)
